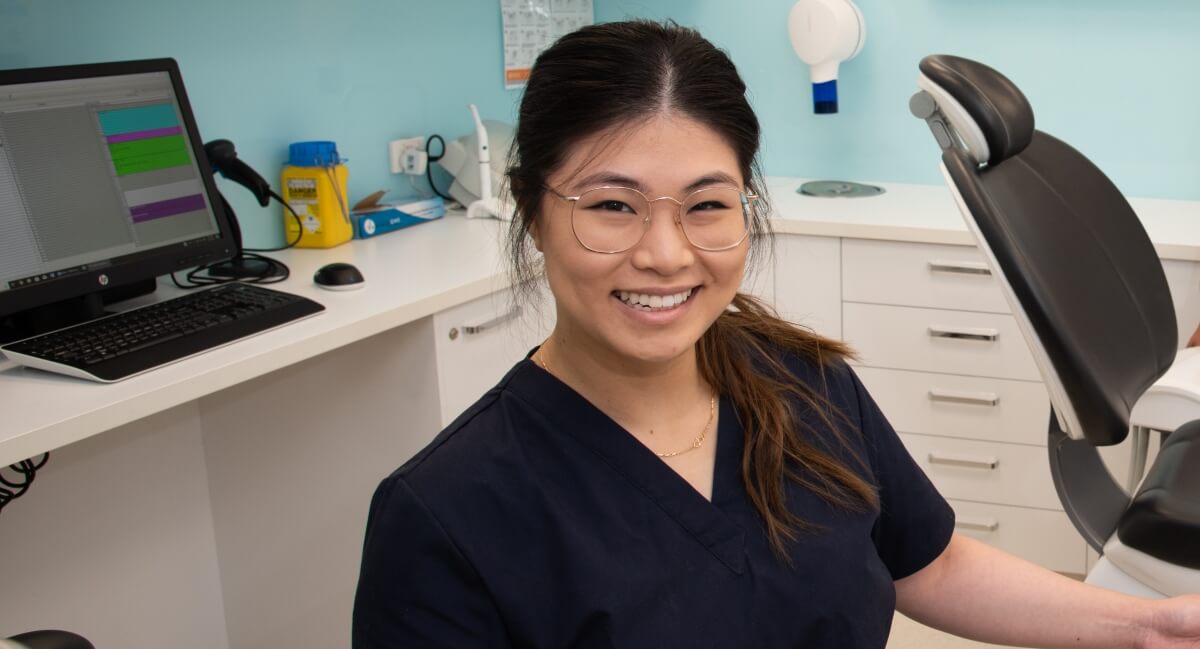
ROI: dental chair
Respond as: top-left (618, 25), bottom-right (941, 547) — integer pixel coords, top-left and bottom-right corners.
top-left (909, 54), bottom-right (1200, 597)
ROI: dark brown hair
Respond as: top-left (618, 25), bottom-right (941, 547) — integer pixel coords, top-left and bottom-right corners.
top-left (505, 20), bottom-right (878, 557)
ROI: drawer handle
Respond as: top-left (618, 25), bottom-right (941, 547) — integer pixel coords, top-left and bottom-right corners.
top-left (928, 260), bottom-right (992, 276)
top-left (928, 452), bottom-right (998, 470)
top-left (928, 389), bottom-right (1000, 407)
top-left (928, 326), bottom-right (999, 342)
top-left (955, 517), bottom-right (1000, 532)
top-left (461, 306), bottom-right (523, 336)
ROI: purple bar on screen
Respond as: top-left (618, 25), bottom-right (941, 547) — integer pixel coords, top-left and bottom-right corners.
top-left (105, 126), bottom-right (183, 144)
top-left (130, 193), bottom-right (206, 223)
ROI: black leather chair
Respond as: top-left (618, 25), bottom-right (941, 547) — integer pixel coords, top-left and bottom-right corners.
top-left (1, 631), bottom-right (94, 649)
top-left (910, 54), bottom-right (1200, 596)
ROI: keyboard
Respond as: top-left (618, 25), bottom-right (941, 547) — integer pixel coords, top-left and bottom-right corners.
top-left (1, 283), bottom-right (325, 383)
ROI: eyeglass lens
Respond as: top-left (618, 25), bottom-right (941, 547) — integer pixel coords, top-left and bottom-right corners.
top-left (571, 187), bottom-right (748, 252)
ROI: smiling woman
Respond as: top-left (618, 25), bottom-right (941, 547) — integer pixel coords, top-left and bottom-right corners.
top-left (350, 21), bottom-right (947, 649)
top-left (343, 19), bottom-right (1200, 649)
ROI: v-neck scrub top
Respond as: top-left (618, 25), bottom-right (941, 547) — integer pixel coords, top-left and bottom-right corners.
top-left (353, 349), bottom-right (955, 648)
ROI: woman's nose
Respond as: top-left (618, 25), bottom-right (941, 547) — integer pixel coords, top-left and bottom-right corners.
top-left (629, 202), bottom-right (694, 273)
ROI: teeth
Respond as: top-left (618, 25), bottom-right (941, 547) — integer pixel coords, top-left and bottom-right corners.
top-left (616, 288), bottom-right (694, 310)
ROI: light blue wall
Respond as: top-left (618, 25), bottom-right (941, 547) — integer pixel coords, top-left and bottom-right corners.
top-left (4, 0), bottom-right (1199, 249)
top-left (598, 0), bottom-right (1200, 202)
top-left (0, 0), bottom-right (522, 247)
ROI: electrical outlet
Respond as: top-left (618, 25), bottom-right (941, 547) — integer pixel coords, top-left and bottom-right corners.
top-left (388, 136), bottom-right (424, 174)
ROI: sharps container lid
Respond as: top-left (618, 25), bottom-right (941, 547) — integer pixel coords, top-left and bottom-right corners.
top-left (288, 141), bottom-right (340, 167)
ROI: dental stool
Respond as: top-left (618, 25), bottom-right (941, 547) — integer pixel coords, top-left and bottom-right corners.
top-left (909, 54), bottom-right (1200, 597)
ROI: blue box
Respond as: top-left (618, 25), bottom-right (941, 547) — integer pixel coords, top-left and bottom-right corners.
top-left (350, 196), bottom-right (445, 239)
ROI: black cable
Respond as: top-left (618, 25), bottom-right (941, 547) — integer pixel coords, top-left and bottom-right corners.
top-left (0, 453), bottom-right (49, 514)
top-left (171, 192), bottom-right (300, 289)
top-left (246, 190), bottom-right (303, 252)
top-left (425, 134), bottom-right (453, 201)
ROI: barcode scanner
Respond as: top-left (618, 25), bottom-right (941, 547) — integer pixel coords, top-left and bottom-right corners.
top-left (204, 139), bottom-right (271, 207)
top-left (202, 139), bottom-right (279, 279)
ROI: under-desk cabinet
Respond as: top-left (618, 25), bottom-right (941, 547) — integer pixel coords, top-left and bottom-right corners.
top-left (840, 238), bottom-right (1087, 574)
top-left (434, 289), bottom-right (555, 427)
top-left (779, 235), bottom-right (1090, 574)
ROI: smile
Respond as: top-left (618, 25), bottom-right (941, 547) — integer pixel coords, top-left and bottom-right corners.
top-left (614, 288), bottom-right (696, 311)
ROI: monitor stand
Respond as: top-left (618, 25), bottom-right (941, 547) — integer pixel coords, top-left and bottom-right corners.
top-left (0, 278), bottom-right (156, 344)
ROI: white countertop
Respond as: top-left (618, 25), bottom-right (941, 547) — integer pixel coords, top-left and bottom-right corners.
top-left (765, 177), bottom-right (1200, 262)
top-left (2, 176), bottom-right (1197, 464)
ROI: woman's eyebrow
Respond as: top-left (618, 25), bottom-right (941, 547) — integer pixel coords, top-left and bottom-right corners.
top-left (569, 171), bottom-right (741, 194)
top-left (570, 172), bottom-right (645, 192)
top-left (684, 172), bottom-right (742, 193)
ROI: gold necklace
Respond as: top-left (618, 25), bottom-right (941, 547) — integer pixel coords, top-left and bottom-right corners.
top-left (534, 350), bottom-right (715, 458)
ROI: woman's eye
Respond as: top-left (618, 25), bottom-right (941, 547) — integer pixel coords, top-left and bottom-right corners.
top-left (586, 200), bottom-right (636, 213)
top-left (690, 200), bottom-right (729, 211)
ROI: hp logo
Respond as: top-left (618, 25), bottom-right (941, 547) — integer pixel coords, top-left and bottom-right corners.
top-left (98, 274), bottom-right (110, 286)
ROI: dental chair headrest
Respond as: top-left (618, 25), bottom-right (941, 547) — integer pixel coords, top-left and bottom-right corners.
top-left (917, 55), bottom-right (1034, 165)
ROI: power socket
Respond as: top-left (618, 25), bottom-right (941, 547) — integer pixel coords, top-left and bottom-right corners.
top-left (388, 136), bottom-right (425, 175)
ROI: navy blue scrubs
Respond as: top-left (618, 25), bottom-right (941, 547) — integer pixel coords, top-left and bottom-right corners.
top-left (353, 350), bottom-right (955, 648)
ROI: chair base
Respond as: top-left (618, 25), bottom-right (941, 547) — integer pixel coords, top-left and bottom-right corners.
top-left (1092, 534), bottom-right (1200, 597)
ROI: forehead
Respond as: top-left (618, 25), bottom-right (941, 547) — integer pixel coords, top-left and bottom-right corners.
top-left (550, 114), bottom-right (744, 194)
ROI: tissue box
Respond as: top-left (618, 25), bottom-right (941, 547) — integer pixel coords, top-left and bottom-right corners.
top-left (350, 194), bottom-right (445, 239)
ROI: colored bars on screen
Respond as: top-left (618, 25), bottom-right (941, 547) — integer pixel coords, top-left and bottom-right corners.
top-left (98, 104), bottom-right (190, 176)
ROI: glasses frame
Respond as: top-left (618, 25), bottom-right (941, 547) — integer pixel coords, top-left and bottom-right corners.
top-left (546, 185), bottom-right (758, 254)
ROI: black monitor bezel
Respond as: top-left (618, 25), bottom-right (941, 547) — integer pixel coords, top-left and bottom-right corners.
top-left (0, 57), bottom-right (236, 320)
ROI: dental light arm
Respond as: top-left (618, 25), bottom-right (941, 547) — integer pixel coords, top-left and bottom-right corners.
top-left (788, 0), bottom-right (865, 114)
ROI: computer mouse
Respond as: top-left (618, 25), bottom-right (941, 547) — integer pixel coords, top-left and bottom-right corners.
top-left (313, 262), bottom-right (365, 290)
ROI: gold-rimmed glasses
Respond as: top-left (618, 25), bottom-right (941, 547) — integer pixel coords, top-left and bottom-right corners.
top-left (545, 185), bottom-right (757, 253)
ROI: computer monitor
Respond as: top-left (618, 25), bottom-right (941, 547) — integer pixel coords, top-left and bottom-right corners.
top-left (0, 58), bottom-right (235, 343)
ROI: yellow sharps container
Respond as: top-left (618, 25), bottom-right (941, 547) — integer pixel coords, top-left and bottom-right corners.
top-left (281, 141), bottom-right (351, 248)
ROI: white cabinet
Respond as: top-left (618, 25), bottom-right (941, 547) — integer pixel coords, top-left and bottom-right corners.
top-left (1164, 258), bottom-right (1200, 349)
top-left (837, 238), bottom-right (1088, 574)
top-left (772, 234), bottom-right (842, 338)
top-left (434, 289), bottom-right (554, 427)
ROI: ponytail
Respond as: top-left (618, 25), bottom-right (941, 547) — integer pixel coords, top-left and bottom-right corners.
top-left (697, 293), bottom-right (880, 560)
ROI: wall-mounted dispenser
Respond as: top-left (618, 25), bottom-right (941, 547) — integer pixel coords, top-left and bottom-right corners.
top-left (788, 0), bottom-right (865, 114)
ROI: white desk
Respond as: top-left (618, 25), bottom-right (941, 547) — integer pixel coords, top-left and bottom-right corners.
top-left (1, 178), bottom-right (1197, 649)
top-left (0, 215), bottom-right (511, 467)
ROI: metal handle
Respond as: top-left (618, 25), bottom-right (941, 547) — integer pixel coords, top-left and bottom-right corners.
top-left (955, 517), bottom-right (1000, 532)
top-left (928, 326), bottom-right (999, 342)
top-left (928, 452), bottom-right (998, 470)
top-left (458, 306), bottom-right (522, 337)
top-left (928, 388), bottom-right (1000, 407)
top-left (928, 260), bottom-right (992, 276)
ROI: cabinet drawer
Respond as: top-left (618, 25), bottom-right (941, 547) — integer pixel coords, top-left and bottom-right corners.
top-left (844, 303), bottom-right (1040, 381)
top-left (434, 291), bottom-right (553, 427)
top-left (856, 366), bottom-right (1050, 446)
top-left (842, 239), bottom-right (1009, 313)
top-left (948, 499), bottom-right (1086, 575)
top-left (898, 432), bottom-right (1060, 510)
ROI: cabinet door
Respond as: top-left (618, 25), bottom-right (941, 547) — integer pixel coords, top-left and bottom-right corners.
top-left (434, 289), bottom-right (555, 427)
top-left (772, 234), bottom-right (841, 338)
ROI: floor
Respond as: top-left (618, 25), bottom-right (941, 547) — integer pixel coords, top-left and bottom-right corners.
top-left (888, 613), bottom-right (1032, 649)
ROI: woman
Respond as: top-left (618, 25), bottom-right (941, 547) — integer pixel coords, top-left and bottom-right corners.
top-left (353, 20), bottom-right (1200, 648)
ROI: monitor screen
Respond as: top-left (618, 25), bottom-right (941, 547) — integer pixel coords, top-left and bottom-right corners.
top-left (0, 58), bottom-right (235, 338)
